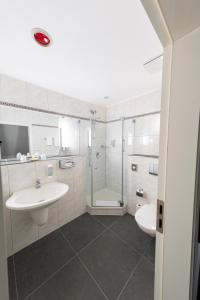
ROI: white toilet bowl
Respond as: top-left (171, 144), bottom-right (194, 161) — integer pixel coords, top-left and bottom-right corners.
top-left (135, 204), bottom-right (156, 237)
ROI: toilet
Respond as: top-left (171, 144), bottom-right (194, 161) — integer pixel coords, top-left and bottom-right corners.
top-left (135, 204), bottom-right (157, 237)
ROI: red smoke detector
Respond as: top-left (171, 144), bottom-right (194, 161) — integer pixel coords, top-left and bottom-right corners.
top-left (32, 28), bottom-right (52, 47)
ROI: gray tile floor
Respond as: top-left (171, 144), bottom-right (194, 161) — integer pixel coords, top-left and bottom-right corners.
top-left (8, 213), bottom-right (155, 300)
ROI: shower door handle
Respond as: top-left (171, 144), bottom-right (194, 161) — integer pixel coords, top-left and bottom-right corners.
top-left (88, 147), bottom-right (92, 167)
top-left (122, 139), bottom-right (125, 152)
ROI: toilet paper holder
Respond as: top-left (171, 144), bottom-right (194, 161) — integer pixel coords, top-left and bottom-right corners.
top-left (136, 188), bottom-right (144, 197)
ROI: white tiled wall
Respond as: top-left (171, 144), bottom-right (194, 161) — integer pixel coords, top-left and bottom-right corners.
top-left (93, 122), bottom-right (106, 192)
top-left (0, 74), bottom-right (106, 121)
top-left (124, 113), bottom-right (160, 213)
top-left (106, 90), bottom-right (161, 121)
top-left (128, 156), bottom-right (158, 215)
top-left (0, 75), bottom-right (28, 106)
top-left (106, 122), bottom-right (122, 194)
top-left (132, 114), bottom-right (160, 156)
top-left (0, 73), bottom-right (106, 159)
top-left (106, 91), bottom-right (161, 205)
top-left (1, 157), bottom-right (86, 256)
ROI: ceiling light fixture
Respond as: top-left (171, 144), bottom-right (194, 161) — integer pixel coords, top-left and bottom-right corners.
top-left (31, 28), bottom-right (52, 47)
top-left (104, 96), bottom-right (109, 100)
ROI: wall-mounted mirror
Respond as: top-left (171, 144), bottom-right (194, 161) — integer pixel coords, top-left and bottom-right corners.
top-left (0, 124), bottom-right (30, 159)
top-left (0, 105), bottom-right (86, 159)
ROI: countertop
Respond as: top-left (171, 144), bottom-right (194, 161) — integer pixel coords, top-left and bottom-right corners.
top-left (0, 155), bottom-right (80, 166)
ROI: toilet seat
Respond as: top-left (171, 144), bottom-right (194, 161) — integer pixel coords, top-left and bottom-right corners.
top-left (135, 204), bottom-right (156, 237)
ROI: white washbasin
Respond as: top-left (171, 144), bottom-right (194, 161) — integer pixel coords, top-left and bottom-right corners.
top-left (6, 182), bottom-right (68, 211)
top-left (6, 182), bottom-right (69, 225)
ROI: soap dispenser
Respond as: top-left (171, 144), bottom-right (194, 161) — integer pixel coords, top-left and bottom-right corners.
top-left (47, 164), bottom-right (53, 177)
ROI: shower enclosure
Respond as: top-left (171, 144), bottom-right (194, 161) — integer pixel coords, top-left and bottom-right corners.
top-left (88, 116), bottom-right (125, 207)
top-left (85, 111), bottom-right (160, 208)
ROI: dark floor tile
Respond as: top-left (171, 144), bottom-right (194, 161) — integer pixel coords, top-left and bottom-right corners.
top-left (61, 213), bottom-right (105, 252)
top-left (119, 257), bottom-right (154, 300)
top-left (80, 229), bottom-right (140, 300)
top-left (144, 238), bottom-right (155, 263)
top-left (111, 214), bottom-right (152, 254)
top-left (28, 257), bottom-right (106, 300)
top-left (14, 229), bottom-right (75, 300)
top-left (8, 257), bottom-right (17, 300)
top-left (93, 215), bottom-right (120, 227)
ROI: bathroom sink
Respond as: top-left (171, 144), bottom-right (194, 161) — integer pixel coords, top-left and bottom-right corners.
top-left (6, 182), bottom-right (69, 225)
top-left (6, 182), bottom-right (68, 210)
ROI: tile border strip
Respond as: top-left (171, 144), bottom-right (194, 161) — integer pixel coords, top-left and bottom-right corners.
top-left (0, 100), bottom-right (93, 121)
top-left (0, 101), bottom-right (160, 123)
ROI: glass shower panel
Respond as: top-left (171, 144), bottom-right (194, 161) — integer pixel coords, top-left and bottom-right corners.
top-left (79, 119), bottom-right (91, 206)
top-left (123, 119), bottom-right (135, 203)
top-left (91, 121), bottom-right (107, 206)
top-left (105, 121), bottom-right (123, 206)
top-left (92, 120), bottom-right (123, 207)
top-left (59, 117), bottom-right (80, 155)
top-left (133, 114), bottom-right (160, 156)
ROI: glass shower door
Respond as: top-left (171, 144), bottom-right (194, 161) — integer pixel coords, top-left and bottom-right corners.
top-left (91, 119), bottom-right (124, 207)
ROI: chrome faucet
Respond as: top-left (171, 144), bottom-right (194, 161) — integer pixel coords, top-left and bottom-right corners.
top-left (35, 179), bottom-right (41, 189)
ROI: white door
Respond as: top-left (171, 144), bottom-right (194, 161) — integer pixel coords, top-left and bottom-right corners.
top-left (0, 172), bottom-right (9, 300)
top-left (140, 2), bottom-right (200, 299)
top-left (160, 26), bottom-right (200, 300)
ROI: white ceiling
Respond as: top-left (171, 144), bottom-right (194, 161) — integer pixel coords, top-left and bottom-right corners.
top-left (158, 0), bottom-right (200, 41)
top-left (0, 0), bottom-right (162, 106)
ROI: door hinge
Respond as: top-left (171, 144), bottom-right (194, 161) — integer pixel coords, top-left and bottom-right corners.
top-left (157, 199), bottom-right (164, 233)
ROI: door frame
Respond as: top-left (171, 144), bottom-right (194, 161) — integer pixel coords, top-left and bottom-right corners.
top-left (190, 116), bottom-right (200, 300)
top-left (141, 1), bottom-right (200, 299)
top-left (0, 169), bottom-right (9, 300)
top-left (140, 1), bottom-right (173, 298)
